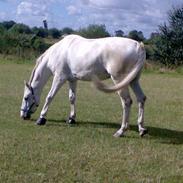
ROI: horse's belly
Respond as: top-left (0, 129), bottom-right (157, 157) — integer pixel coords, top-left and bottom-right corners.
top-left (72, 69), bottom-right (110, 81)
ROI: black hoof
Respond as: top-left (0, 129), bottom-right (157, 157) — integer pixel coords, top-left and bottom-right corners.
top-left (66, 117), bottom-right (76, 124)
top-left (36, 117), bottom-right (47, 125)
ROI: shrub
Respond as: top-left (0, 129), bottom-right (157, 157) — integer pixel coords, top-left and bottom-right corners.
top-left (154, 5), bottom-right (183, 66)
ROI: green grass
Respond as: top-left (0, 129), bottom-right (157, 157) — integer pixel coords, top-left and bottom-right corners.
top-left (1, 60), bottom-right (183, 183)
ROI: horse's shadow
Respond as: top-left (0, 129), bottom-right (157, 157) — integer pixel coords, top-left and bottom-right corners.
top-left (38, 118), bottom-right (183, 145)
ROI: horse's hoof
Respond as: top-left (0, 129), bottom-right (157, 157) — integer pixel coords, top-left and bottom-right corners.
top-left (36, 118), bottom-right (47, 125)
top-left (66, 117), bottom-right (76, 124)
top-left (139, 129), bottom-right (148, 137)
top-left (113, 132), bottom-right (124, 138)
top-left (113, 130), bottom-right (125, 137)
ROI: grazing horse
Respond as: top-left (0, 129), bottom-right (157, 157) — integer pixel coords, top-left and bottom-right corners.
top-left (20, 34), bottom-right (147, 137)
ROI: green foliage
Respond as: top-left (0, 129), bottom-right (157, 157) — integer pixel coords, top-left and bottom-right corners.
top-left (0, 32), bottom-right (18, 54)
top-left (0, 31), bottom-right (49, 58)
top-left (61, 27), bottom-right (74, 35)
top-left (32, 27), bottom-right (48, 38)
top-left (0, 24), bottom-right (6, 34)
top-left (144, 34), bottom-right (160, 60)
top-left (0, 20), bottom-right (16, 29)
top-left (48, 28), bottom-right (61, 39)
top-left (0, 20), bottom-right (52, 58)
top-left (144, 44), bottom-right (154, 60)
top-left (154, 5), bottom-right (183, 66)
top-left (9, 23), bottom-right (32, 34)
top-left (32, 37), bottom-right (50, 53)
top-left (78, 24), bottom-right (110, 38)
top-left (128, 30), bottom-right (145, 41)
top-left (115, 30), bottom-right (124, 37)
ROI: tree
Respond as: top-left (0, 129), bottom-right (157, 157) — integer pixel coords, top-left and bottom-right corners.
top-left (32, 27), bottom-right (48, 38)
top-left (128, 30), bottom-right (145, 42)
top-left (144, 32), bottom-right (160, 60)
top-left (0, 24), bottom-right (6, 34)
top-left (1, 20), bottom-right (16, 29)
top-left (9, 23), bottom-right (32, 34)
top-left (115, 30), bottom-right (124, 37)
top-left (0, 32), bottom-right (19, 55)
top-left (154, 5), bottom-right (183, 66)
top-left (150, 32), bottom-right (160, 39)
top-left (32, 37), bottom-right (49, 53)
top-left (15, 34), bottom-right (32, 57)
top-left (61, 27), bottom-right (74, 35)
top-left (48, 28), bottom-right (61, 39)
top-left (78, 24), bottom-right (110, 38)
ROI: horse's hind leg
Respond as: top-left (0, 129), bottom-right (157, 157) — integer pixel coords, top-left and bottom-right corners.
top-left (111, 76), bottom-right (132, 137)
top-left (67, 80), bottom-right (77, 124)
top-left (130, 79), bottom-right (148, 137)
top-left (36, 75), bottom-right (66, 125)
top-left (113, 87), bottom-right (132, 137)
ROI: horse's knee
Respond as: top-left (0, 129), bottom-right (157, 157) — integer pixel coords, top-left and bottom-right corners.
top-left (46, 95), bottom-right (53, 103)
top-left (137, 95), bottom-right (146, 107)
top-left (138, 95), bottom-right (146, 103)
top-left (143, 95), bottom-right (147, 102)
top-left (69, 92), bottom-right (76, 104)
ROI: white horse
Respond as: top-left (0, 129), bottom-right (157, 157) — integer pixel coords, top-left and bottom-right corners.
top-left (20, 34), bottom-right (147, 137)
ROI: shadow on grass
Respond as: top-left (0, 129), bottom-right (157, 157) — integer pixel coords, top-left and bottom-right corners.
top-left (140, 125), bottom-right (183, 145)
top-left (40, 118), bottom-right (183, 145)
top-left (46, 118), bottom-right (120, 129)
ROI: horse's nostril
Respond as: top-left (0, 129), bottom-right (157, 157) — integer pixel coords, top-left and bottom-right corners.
top-left (23, 116), bottom-right (31, 120)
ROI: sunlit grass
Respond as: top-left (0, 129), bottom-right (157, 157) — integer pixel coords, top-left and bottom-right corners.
top-left (0, 60), bottom-right (183, 182)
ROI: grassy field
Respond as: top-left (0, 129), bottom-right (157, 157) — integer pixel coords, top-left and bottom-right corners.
top-left (0, 60), bottom-right (183, 183)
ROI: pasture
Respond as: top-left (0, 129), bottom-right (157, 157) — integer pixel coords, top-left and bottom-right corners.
top-left (0, 59), bottom-right (183, 183)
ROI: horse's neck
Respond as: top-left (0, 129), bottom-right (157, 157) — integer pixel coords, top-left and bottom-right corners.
top-left (30, 61), bottom-right (51, 102)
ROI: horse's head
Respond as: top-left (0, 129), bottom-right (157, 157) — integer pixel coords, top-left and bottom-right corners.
top-left (20, 81), bottom-right (39, 120)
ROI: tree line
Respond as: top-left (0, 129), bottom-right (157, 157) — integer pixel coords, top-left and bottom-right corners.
top-left (0, 4), bottom-right (182, 66)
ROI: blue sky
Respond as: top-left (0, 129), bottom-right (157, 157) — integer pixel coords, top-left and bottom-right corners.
top-left (0, 0), bottom-right (182, 37)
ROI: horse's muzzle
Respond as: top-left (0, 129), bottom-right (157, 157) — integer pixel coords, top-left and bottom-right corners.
top-left (20, 111), bottom-right (31, 120)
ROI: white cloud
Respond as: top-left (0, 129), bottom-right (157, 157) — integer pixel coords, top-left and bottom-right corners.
top-left (15, 0), bottom-right (55, 27)
top-left (17, 1), bottom-right (48, 18)
top-left (67, 5), bottom-right (81, 15)
top-left (81, 0), bottom-right (148, 11)
top-left (65, 0), bottom-right (181, 37)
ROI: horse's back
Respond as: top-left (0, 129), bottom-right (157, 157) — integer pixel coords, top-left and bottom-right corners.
top-left (46, 35), bottom-right (142, 80)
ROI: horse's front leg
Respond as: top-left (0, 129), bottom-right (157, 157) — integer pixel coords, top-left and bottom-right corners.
top-left (36, 75), bottom-right (66, 125)
top-left (67, 80), bottom-right (77, 124)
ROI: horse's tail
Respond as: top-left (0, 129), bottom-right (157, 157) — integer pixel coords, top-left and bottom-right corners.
top-left (93, 42), bottom-right (146, 93)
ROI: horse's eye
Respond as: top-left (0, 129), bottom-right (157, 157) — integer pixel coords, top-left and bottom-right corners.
top-left (24, 97), bottom-right (28, 101)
